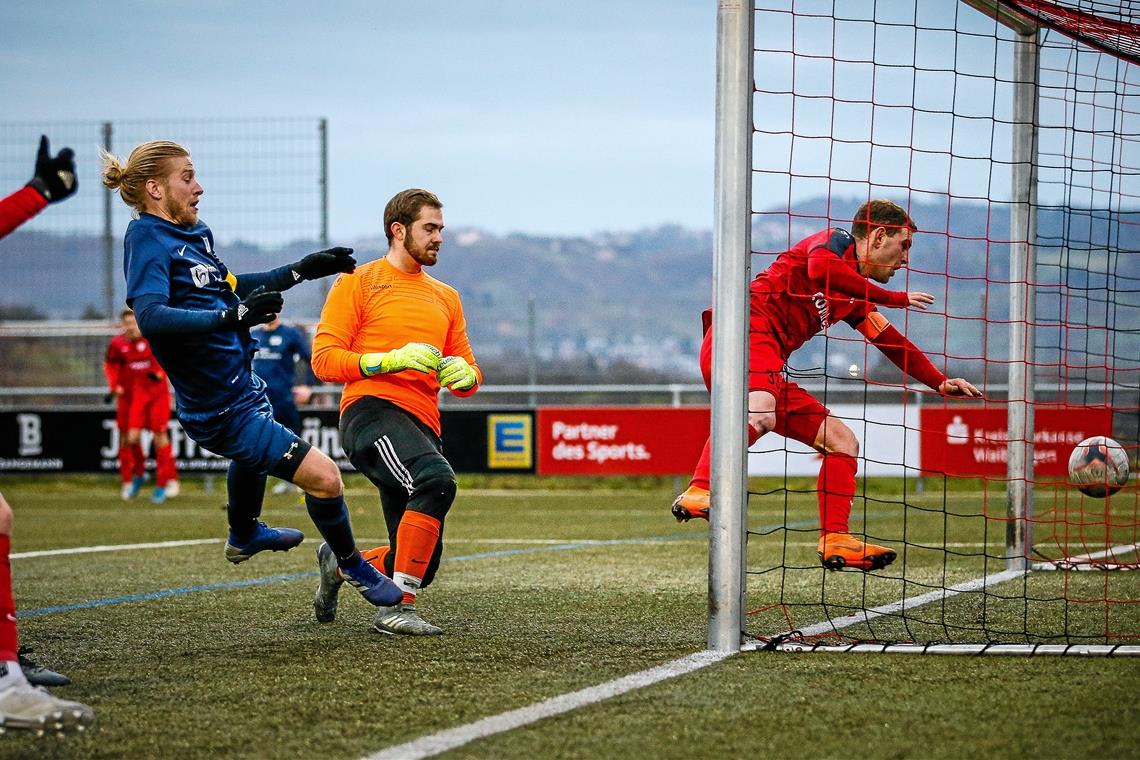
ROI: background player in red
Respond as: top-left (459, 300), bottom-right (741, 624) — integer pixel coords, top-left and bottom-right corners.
top-left (672, 200), bottom-right (981, 571)
top-left (0, 136), bottom-right (95, 734)
top-left (104, 308), bottom-right (179, 503)
top-left (105, 309), bottom-right (146, 498)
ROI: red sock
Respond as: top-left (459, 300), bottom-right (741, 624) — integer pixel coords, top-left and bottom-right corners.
top-left (361, 546), bottom-right (391, 576)
top-left (689, 424), bottom-right (761, 491)
top-left (393, 512), bottom-right (441, 605)
top-left (131, 442), bottom-right (146, 478)
top-left (155, 443), bottom-right (177, 486)
top-left (118, 439), bottom-right (135, 483)
top-left (0, 535), bottom-right (19, 662)
top-left (818, 452), bottom-right (858, 535)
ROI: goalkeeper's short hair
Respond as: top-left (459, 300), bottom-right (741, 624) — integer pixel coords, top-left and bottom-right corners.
top-left (383, 188), bottom-right (443, 244)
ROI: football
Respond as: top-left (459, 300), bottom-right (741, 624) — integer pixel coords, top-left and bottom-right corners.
top-left (1068, 436), bottom-right (1130, 497)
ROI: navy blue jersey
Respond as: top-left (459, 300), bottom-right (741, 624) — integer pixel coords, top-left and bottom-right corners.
top-left (124, 213), bottom-right (253, 416)
top-left (252, 322), bottom-right (314, 399)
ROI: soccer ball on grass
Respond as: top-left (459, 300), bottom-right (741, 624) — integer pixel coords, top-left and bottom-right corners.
top-left (1067, 436), bottom-right (1130, 498)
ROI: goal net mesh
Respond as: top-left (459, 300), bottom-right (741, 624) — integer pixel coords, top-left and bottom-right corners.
top-left (745, 0), bottom-right (1140, 650)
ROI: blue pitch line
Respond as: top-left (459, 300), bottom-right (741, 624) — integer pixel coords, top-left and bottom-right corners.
top-left (20, 572), bottom-right (315, 617)
top-left (19, 511), bottom-right (887, 618)
top-left (18, 536), bottom-right (691, 618)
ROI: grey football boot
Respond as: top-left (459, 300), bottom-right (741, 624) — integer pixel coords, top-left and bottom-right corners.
top-left (372, 603), bottom-right (443, 636)
top-left (17, 648), bottom-right (70, 687)
top-left (313, 542), bottom-right (343, 623)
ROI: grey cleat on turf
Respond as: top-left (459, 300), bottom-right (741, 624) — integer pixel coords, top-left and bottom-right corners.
top-left (372, 603), bottom-right (442, 636)
top-left (17, 648), bottom-right (70, 687)
top-left (0, 681), bottom-right (95, 736)
top-left (313, 542), bottom-right (343, 624)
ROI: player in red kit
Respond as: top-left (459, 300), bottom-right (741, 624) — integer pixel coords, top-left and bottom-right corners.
top-left (0, 137), bottom-right (94, 733)
top-left (672, 200), bottom-right (981, 571)
top-left (105, 310), bottom-right (146, 499)
top-left (104, 309), bottom-right (179, 503)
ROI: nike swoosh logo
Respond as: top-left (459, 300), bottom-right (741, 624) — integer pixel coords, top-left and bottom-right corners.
top-left (178, 245), bottom-right (187, 256)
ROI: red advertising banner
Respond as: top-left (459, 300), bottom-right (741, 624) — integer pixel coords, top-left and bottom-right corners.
top-left (919, 405), bottom-right (1114, 478)
top-left (536, 406), bottom-right (709, 476)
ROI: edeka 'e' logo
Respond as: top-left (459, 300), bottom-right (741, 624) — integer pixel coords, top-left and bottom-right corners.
top-left (488, 415), bottom-right (532, 469)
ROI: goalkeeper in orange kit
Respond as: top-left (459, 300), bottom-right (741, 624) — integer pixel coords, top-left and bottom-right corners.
top-left (311, 188), bottom-right (481, 635)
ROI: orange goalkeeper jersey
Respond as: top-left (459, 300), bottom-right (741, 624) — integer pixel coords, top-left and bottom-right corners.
top-left (312, 257), bottom-right (481, 436)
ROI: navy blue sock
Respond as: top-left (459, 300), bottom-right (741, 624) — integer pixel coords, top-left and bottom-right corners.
top-left (227, 462), bottom-right (267, 543)
top-left (305, 494), bottom-right (360, 562)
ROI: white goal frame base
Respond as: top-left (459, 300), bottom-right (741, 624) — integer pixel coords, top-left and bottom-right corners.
top-left (742, 642), bottom-right (1140, 657)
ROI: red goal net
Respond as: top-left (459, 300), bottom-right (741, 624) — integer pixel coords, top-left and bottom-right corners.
top-left (741, 0), bottom-right (1140, 653)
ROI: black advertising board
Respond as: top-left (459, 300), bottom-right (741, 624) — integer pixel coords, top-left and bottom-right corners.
top-left (0, 408), bottom-right (535, 475)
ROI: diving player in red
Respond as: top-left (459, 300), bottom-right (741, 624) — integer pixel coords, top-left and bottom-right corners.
top-left (672, 200), bottom-right (981, 571)
top-left (104, 309), bottom-right (179, 503)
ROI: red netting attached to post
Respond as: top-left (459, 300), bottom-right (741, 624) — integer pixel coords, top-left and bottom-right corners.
top-left (744, 0), bottom-right (1140, 650)
top-left (1002, 0), bottom-right (1140, 65)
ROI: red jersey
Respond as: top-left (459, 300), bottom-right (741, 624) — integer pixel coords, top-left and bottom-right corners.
top-left (0, 186), bottom-right (48, 239)
top-left (750, 228), bottom-right (910, 360)
top-left (104, 334), bottom-right (167, 395)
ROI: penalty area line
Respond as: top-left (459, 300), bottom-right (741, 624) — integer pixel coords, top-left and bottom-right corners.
top-left (362, 650), bottom-right (734, 760)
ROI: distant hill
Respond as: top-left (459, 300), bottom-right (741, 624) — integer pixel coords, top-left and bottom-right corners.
top-left (2, 199), bottom-right (1135, 382)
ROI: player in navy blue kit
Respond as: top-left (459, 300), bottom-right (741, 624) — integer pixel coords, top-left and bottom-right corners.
top-left (100, 139), bottom-right (400, 610)
top-left (252, 314), bottom-right (316, 494)
top-left (252, 314), bottom-right (315, 437)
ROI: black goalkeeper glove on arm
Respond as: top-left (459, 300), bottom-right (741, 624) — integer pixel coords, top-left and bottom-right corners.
top-left (289, 247), bottom-right (356, 281)
top-left (219, 287), bottom-right (283, 329)
top-left (26, 135), bottom-right (77, 203)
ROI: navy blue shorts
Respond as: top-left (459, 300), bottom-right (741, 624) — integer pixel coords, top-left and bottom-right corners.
top-left (178, 383), bottom-right (298, 474)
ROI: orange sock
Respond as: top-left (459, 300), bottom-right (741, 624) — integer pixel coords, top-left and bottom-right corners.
top-left (361, 546), bottom-right (391, 576)
top-left (393, 511), bottom-right (441, 605)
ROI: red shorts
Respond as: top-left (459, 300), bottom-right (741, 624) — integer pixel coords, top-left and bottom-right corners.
top-left (125, 387), bottom-right (172, 432)
top-left (699, 326), bottom-right (829, 446)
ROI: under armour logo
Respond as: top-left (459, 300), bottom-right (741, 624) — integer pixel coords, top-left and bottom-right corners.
top-left (237, 304), bottom-right (249, 320)
top-left (292, 270), bottom-right (302, 281)
top-left (283, 440), bottom-right (300, 460)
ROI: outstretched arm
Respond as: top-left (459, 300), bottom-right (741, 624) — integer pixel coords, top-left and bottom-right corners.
top-left (858, 313), bottom-right (981, 397)
top-left (0, 136), bottom-right (77, 239)
top-left (856, 311), bottom-right (948, 391)
top-left (232, 247), bottom-right (356, 297)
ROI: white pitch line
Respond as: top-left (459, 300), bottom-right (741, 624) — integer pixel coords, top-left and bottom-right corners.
top-left (788, 568), bottom-right (1028, 639)
top-left (362, 650), bottom-right (734, 760)
top-left (11, 538), bottom-right (222, 559)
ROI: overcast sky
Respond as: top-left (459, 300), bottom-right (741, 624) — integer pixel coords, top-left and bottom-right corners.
top-left (0, 1), bottom-right (715, 239)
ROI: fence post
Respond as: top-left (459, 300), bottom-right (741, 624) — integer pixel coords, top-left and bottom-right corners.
top-left (102, 122), bottom-right (114, 320)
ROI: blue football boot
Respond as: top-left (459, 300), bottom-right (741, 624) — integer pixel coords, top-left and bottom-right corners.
top-left (223, 521), bottom-right (304, 564)
top-left (336, 552), bottom-right (402, 607)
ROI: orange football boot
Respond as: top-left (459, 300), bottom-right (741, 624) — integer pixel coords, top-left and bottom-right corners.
top-left (817, 532), bottom-right (897, 571)
top-left (671, 485), bottom-right (710, 522)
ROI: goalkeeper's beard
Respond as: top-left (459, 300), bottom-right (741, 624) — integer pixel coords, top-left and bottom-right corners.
top-left (406, 236), bottom-right (439, 267)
